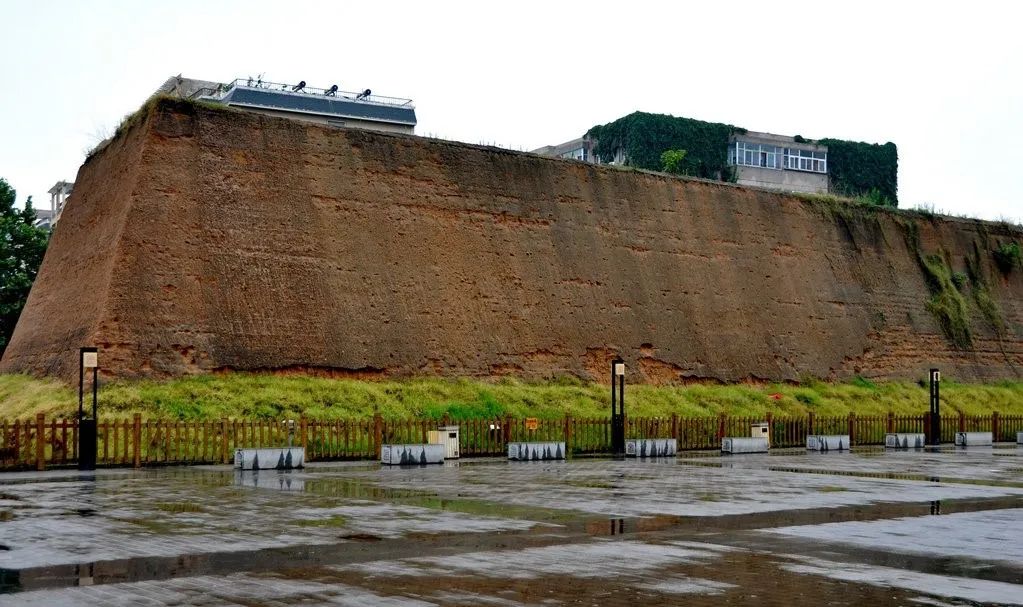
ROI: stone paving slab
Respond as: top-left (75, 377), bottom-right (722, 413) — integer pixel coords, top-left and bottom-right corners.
top-left (689, 448), bottom-right (1023, 483)
top-left (320, 457), bottom-right (1023, 518)
top-left (0, 470), bottom-right (540, 570)
top-left (765, 508), bottom-right (1023, 565)
top-left (780, 555), bottom-right (1023, 606)
top-left (0, 573), bottom-right (435, 606)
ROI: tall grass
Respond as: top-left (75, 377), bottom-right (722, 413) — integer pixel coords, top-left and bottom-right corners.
top-left (1, 373), bottom-right (1022, 421)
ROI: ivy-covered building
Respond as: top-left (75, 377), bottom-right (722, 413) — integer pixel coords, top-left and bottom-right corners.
top-left (532, 111), bottom-right (898, 206)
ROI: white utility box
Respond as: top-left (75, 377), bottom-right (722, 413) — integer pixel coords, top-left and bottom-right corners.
top-left (751, 422), bottom-right (770, 446)
top-left (427, 425), bottom-right (460, 459)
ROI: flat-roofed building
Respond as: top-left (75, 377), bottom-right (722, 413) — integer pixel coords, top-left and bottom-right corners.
top-left (157, 75), bottom-right (417, 134)
top-left (727, 131), bottom-right (828, 194)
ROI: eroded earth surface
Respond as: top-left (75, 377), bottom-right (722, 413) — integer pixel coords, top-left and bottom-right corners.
top-left (2, 447), bottom-right (1022, 605)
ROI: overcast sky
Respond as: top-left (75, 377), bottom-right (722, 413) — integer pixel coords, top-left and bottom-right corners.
top-left (1, 0), bottom-right (1020, 222)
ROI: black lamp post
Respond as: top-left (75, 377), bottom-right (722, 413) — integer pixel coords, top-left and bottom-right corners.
top-left (78, 347), bottom-right (99, 471)
top-left (611, 358), bottom-right (625, 455)
top-left (929, 368), bottom-right (940, 446)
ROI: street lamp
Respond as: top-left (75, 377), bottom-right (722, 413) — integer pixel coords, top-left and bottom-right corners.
top-left (929, 369), bottom-right (940, 446)
top-left (611, 358), bottom-right (625, 455)
top-left (78, 347), bottom-right (99, 471)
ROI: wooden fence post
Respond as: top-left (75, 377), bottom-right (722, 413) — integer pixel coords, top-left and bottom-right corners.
top-left (887, 412), bottom-right (895, 434)
top-left (717, 413), bottom-right (726, 442)
top-left (847, 413), bottom-right (856, 446)
top-left (220, 418), bottom-right (230, 464)
top-left (35, 413), bottom-right (46, 471)
top-left (373, 412), bottom-right (382, 457)
top-left (671, 413), bottom-right (679, 443)
top-left (807, 412), bottom-right (815, 436)
top-left (765, 412), bottom-right (774, 445)
top-left (300, 415), bottom-right (308, 452)
top-left (132, 414), bottom-right (142, 468)
top-left (958, 412), bottom-right (966, 432)
top-left (564, 414), bottom-right (572, 457)
top-left (503, 415), bottom-right (512, 445)
top-left (992, 411), bottom-right (1000, 442)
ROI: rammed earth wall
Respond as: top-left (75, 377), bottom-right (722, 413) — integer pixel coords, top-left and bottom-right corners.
top-left (2, 99), bottom-right (1022, 383)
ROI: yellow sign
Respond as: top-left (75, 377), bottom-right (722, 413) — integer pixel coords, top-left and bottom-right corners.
top-left (525, 418), bottom-right (539, 431)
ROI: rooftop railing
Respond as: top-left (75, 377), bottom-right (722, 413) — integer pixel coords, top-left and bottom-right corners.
top-left (199, 78), bottom-right (414, 109)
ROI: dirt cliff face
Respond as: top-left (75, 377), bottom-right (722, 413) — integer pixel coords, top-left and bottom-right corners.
top-left (3, 99), bottom-right (1022, 383)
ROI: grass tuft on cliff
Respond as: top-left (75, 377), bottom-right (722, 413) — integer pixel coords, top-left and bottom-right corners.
top-left (2, 373), bottom-right (1023, 421)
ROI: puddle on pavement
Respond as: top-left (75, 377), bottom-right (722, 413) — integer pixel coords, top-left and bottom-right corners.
top-left (270, 545), bottom-right (944, 607)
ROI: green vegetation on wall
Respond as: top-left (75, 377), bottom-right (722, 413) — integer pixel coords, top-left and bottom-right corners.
top-left (900, 220), bottom-right (1014, 349)
top-left (966, 242), bottom-right (1007, 336)
top-left (817, 138), bottom-right (899, 206)
top-left (919, 253), bottom-right (972, 349)
top-left (659, 149), bottom-right (688, 175)
top-left (993, 241), bottom-right (1021, 274)
top-left (585, 112), bottom-right (740, 180)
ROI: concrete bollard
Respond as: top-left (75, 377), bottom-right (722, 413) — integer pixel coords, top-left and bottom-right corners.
top-left (1017, 431), bottom-right (1023, 445)
top-left (721, 437), bottom-right (769, 454)
top-left (625, 438), bottom-right (677, 458)
top-left (234, 447), bottom-right (305, 470)
top-left (507, 442), bottom-right (566, 461)
top-left (884, 433), bottom-right (926, 449)
top-left (806, 435), bottom-right (850, 451)
top-left (380, 443), bottom-right (445, 465)
top-left (954, 432), bottom-right (993, 447)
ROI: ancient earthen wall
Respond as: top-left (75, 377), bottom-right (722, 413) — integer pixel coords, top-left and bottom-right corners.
top-left (3, 99), bottom-right (1022, 383)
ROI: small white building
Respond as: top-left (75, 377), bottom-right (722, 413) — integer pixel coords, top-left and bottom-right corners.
top-left (42, 180), bottom-right (73, 228)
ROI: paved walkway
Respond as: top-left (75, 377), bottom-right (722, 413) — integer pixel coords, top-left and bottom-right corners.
top-left (2, 447), bottom-right (1022, 605)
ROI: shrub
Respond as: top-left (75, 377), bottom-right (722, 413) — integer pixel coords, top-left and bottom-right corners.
top-left (993, 242), bottom-right (1021, 274)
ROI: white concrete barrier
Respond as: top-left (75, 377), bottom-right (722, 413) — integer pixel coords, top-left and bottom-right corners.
top-left (380, 443), bottom-right (445, 465)
top-left (954, 432), bottom-right (993, 447)
top-left (806, 435), bottom-right (849, 451)
top-left (721, 437), bottom-right (769, 454)
top-left (625, 438), bottom-right (677, 458)
top-left (885, 433), bottom-right (926, 449)
top-left (233, 447), bottom-right (305, 470)
top-left (1018, 431), bottom-right (1023, 445)
top-left (507, 442), bottom-right (566, 461)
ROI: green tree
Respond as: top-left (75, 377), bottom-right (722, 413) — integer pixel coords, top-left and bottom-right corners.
top-left (660, 148), bottom-right (688, 175)
top-left (1, 178), bottom-right (50, 355)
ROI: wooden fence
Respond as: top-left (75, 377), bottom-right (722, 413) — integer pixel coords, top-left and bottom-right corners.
top-left (1, 412), bottom-right (1021, 471)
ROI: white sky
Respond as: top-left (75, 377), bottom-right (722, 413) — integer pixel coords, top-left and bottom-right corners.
top-left (1, 0), bottom-right (1020, 221)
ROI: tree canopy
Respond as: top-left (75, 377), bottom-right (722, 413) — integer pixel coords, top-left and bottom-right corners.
top-left (1, 177), bottom-right (50, 355)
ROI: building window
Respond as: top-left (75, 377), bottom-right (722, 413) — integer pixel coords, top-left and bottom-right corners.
top-left (732, 141), bottom-right (782, 170)
top-left (560, 147), bottom-right (587, 161)
top-left (784, 148), bottom-right (827, 173)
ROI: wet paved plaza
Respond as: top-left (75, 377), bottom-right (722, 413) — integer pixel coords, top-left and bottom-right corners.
top-left (1, 447), bottom-right (1022, 605)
